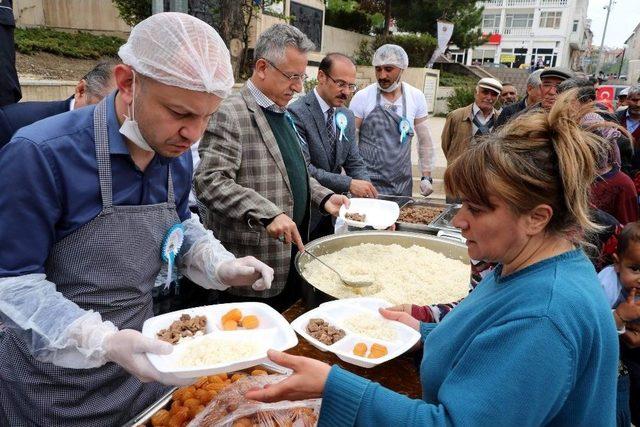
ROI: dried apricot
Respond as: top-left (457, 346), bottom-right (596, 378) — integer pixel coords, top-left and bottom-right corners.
top-left (231, 372), bottom-right (247, 382)
top-left (208, 375), bottom-right (223, 384)
top-left (170, 400), bottom-right (182, 414)
top-left (193, 376), bottom-right (208, 388)
top-left (217, 372), bottom-right (228, 381)
top-left (240, 315), bottom-right (259, 329)
top-left (221, 308), bottom-right (242, 324)
top-left (194, 388), bottom-right (209, 402)
top-left (183, 398), bottom-right (201, 410)
top-left (368, 343), bottom-right (388, 358)
top-left (223, 320), bottom-right (238, 331)
top-left (150, 409), bottom-right (170, 426)
top-left (250, 369), bottom-right (268, 376)
top-left (353, 342), bottom-right (367, 357)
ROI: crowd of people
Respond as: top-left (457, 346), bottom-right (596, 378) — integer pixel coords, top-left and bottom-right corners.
top-left (0, 10), bottom-right (639, 427)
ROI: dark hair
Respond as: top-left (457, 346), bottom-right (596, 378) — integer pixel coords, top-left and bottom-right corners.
top-left (83, 59), bottom-right (119, 98)
top-left (616, 222), bottom-right (640, 257)
top-left (557, 78), bottom-right (595, 103)
top-left (318, 52), bottom-right (355, 75)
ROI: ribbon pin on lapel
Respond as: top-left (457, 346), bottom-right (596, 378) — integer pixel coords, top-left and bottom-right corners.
top-left (335, 111), bottom-right (349, 142)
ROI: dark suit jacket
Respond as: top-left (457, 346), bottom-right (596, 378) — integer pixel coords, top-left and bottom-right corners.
top-left (0, 0), bottom-right (20, 107)
top-left (495, 96), bottom-right (528, 128)
top-left (616, 109), bottom-right (640, 177)
top-left (288, 90), bottom-right (370, 194)
top-left (0, 96), bottom-right (72, 149)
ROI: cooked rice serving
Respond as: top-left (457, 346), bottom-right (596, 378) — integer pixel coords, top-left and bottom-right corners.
top-left (302, 243), bottom-right (469, 306)
top-left (175, 335), bottom-right (263, 368)
top-left (342, 312), bottom-right (397, 341)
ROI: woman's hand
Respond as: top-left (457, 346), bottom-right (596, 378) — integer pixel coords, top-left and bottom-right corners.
top-left (387, 304), bottom-right (413, 315)
top-left (379, 307), bottom-right (420, 331)
top-left (245, 350), bottom-right (331, 402)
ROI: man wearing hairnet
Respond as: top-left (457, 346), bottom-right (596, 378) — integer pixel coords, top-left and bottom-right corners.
top-left (195, 24), bottom-right (348, 311)
top-left (0, 13), bottom-right (274, 425)
top-left (349, 44), bottom-right (436, 197)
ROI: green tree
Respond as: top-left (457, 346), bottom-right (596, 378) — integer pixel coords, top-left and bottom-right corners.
top-left (111, 0), bottom-right (152, 26)
top-left (393, 0), bottom-right (485, 50)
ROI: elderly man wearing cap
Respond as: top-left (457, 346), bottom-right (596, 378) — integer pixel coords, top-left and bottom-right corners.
top-left (441, 77), bottom-right (502, 168)
top-left (495, 69), bottom-right (543, 127)
top-left (617, 87), bottom-right (630, 112)
top-left (538, 67), bottom-right (574, 110)
top-left (0, 13), bottom-right (275, 426)
top-left (349, 44), bottom-right (437, 197)
top-left (195, 24), bottom-right (348, 311)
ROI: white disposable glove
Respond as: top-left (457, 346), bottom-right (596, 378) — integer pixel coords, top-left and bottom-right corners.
top-left (103, 329), bottom-right (192, 385)
top-left (215, 256), bottom-right (274, 291)
top-left (420, 178), bottom-right (434, 196)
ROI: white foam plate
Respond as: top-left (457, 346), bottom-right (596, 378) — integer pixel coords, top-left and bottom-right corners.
top-left (142, 302), bottom-right (298, 378)
top-left (291, 298), bottom-right (421, 368)
top-left (339, 198), bottom-right (400, 230)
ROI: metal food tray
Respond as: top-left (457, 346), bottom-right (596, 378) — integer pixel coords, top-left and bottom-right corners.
top-left (395, 200), bottom-right (451, 234)
top-left (429, 204), bottom-right (462, 233)
top-left (124, 363), bottom-right (291, 427)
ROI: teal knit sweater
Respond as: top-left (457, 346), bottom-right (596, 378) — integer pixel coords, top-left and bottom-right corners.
top-left (319, 249), bottom-right (618, 426)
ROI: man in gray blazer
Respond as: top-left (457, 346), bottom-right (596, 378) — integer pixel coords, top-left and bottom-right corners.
top-left (289, 53), bottom-right (376, 238)
top-left (195, 24), bottom-right (348, 311)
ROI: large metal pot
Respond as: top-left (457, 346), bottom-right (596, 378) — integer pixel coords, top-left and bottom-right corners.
top-left (295, 231), bottom-right (469, 308)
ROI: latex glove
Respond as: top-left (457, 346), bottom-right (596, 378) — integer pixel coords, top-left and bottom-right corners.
top-left (420, 178), bottom-right (433, 196)
top-left (103, 329), bottom-right (192, 385)
top-left (215, 256), bottom-right (274, 291)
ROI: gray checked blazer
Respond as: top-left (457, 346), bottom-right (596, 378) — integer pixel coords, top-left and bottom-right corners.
top-left (288, 90), bottom-right (370, 195)
top-left (194, 85), bottom-right (332, 298)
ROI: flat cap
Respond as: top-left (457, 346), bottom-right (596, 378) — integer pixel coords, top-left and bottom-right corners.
top-left (540, 67), bottom-right (574, 81)
top-left (619, 87), bottom-right (630, 97)
top-left (477, 77), bottom-right (503, 95)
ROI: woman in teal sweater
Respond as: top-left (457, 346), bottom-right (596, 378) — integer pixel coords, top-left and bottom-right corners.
top-left (246, 91), bottom-right (619, 426)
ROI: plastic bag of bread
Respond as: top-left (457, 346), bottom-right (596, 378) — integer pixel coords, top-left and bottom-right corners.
top-left (187, 374), bottom-right (321, 427)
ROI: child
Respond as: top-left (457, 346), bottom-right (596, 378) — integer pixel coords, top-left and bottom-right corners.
top-left (598, 221), bottom-right (640, 427)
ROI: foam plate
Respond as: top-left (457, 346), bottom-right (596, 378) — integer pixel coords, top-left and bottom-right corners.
top-left (339, 198), bottom-right (400, 230)
top-left (291, 298), bottom-right (420, 368)
top-left (142, 302), bottom-right (298, 378)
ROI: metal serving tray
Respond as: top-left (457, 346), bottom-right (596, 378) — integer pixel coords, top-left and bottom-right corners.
top-left (429, 204), bottom-right (462, 233)
top-left (395, 199), bottom-right (451, 234)
top-left (124, 363), bottom-right (291, 427)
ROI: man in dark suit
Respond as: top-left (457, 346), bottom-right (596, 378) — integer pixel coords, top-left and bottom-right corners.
top-left (0, 0), bottom-right (20, 106)
top-left (0, 59), bottom-right (117, 148)
top-left (495, 69), bottom-right (543, 128)
top-left (289, 53), bottom-right (376, 238)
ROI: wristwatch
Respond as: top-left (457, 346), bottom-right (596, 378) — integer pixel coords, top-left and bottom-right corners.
top-left (421, 176), bottom-right (433, 184)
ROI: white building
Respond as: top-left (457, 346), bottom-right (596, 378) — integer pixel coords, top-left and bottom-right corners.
top-left (449, 0), bottom-right (590, 70)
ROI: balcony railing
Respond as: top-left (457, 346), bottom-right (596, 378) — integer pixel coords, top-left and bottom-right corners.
top-left (540, 0), bottom-right (568, 6)
top-left (505, 0), bottom-right (536, 6)
top-left (502, 27), bottom-right (533, 35)
top-left (480, 0), bottom-right (504, 7)
top-left (482, 27), bottom-right (501, 34)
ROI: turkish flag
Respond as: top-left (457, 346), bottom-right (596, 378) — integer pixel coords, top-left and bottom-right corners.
top-left (596, 86), bottom-right (615, 112)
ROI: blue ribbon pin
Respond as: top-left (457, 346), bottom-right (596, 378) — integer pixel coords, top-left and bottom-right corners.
top-left (335, 111), bottom-right (348, 142)
top-left (399, 118), bottom-right (412, 145)
top-left (161, 223), bottom-right (184, 290)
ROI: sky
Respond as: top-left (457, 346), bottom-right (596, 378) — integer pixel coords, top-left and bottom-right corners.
top-left (587, 0), bottom-right (640, 48)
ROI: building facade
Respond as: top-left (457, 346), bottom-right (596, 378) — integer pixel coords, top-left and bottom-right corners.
top-left (450, 0), bottom-right (591, 71)
top-left (625, 22), bottom-right (640, 62)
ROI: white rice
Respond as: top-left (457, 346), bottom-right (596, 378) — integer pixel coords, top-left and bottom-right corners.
top-left (175, 335), bottom-right (263, 368)
top-left (302, 243), bottom-right (469, 306)
top-left (342, 312), bottom-right (397, 341)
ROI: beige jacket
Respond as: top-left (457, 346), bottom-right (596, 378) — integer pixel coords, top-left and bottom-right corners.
top-left (441, 104), bottom-right (499, 165)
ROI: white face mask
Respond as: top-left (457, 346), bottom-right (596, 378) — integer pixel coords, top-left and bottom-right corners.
top-left (378, 72), bottom-right (402, 93)
top-left (119, 71), bottom-right (154, 152)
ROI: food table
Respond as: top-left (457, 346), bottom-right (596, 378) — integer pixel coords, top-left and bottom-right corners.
top-left (281, 299), bottom-right (423, 399)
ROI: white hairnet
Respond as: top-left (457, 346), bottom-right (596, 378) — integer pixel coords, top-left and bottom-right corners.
top-left (372, 44), bottom-right (409, 69)
top-left (118, 12), bottom-right (234, 97)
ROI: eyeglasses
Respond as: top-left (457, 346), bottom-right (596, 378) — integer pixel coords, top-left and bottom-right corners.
top-left (262, 58), bottom-right (308, 83)
top-left (325, 73), bottom-right (357, 92)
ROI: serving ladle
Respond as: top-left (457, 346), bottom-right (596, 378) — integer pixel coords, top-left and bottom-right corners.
top-left (304, 251), bottom-right (374, 288)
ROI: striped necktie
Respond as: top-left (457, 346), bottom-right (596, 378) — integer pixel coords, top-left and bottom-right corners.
top-left (326, 107), bottom-right (336, 163)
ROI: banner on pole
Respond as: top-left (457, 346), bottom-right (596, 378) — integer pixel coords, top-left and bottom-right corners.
top-left (427, 20), bottom-right (454, 68)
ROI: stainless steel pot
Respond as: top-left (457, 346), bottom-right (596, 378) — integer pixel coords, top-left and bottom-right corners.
top-left (295, 231), bottom-right (469, 308)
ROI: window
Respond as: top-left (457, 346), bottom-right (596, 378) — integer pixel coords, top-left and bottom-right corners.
top-left (505, 13), bottom-right (534, 28)
top-left (482, 13), bottom-right (501, 29)
top-left (539, 11), bottom-right (562, 29)
top-left (572, 20), bottom-right (579, 32)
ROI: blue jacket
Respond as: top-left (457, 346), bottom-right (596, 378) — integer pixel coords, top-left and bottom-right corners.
top-left (319, 250), bottom-right (618, 426)
top-left (0, 96), bottom-right (72, 149)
